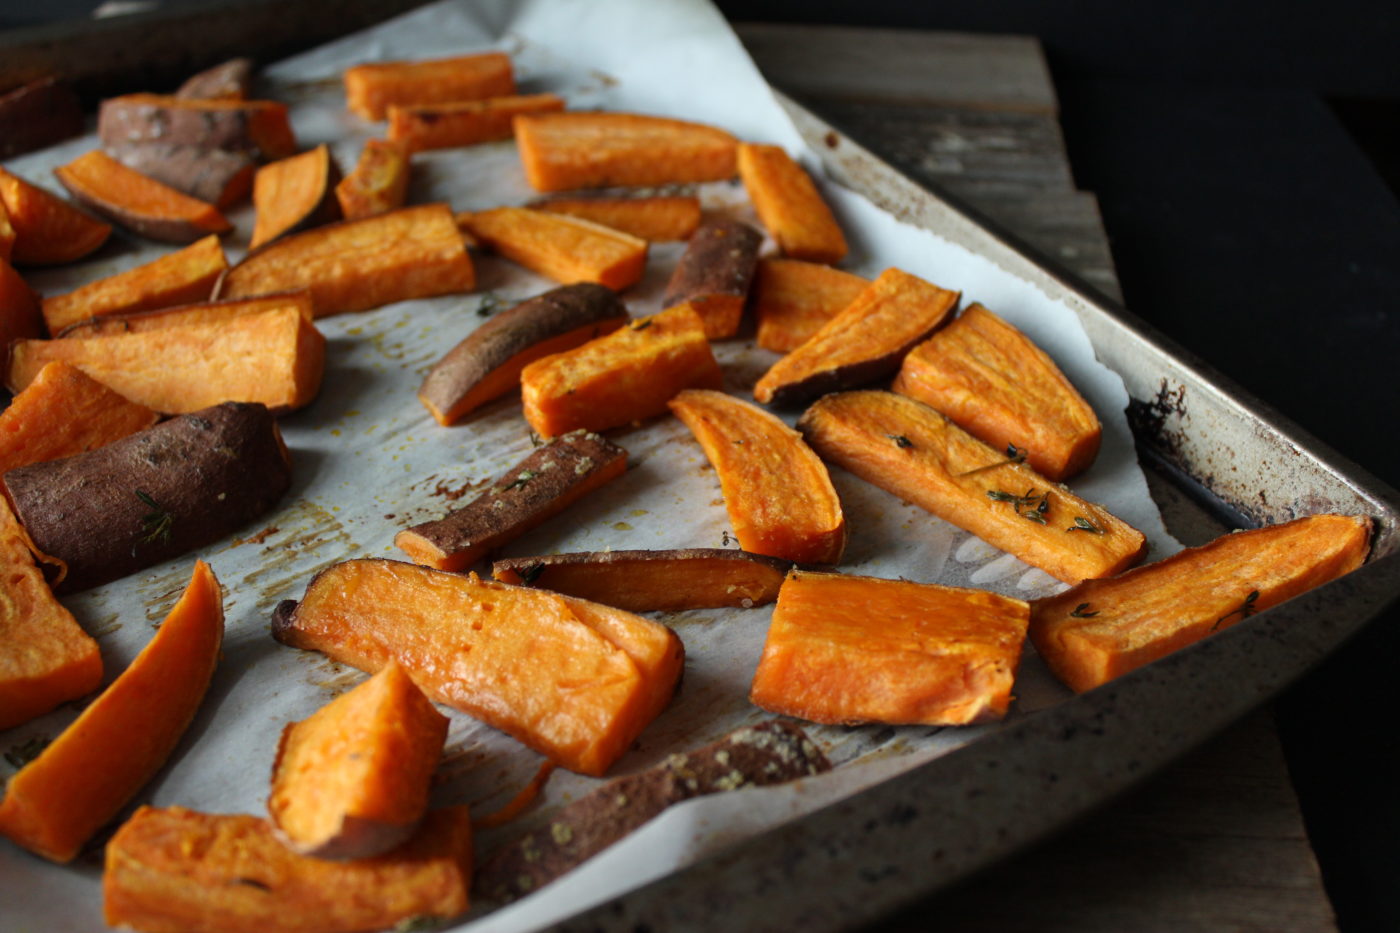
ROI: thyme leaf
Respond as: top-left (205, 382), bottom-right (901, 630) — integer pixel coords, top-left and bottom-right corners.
top-left (957, 444), bottom-right (1028, 477)
top-left (1212, 589), bottom-right (1261, 631)
top-left (136, 489), bottom-right (173, 545)
top-left (986, 487), bottom-right (1050, 523)
top-left (4, 734), bottom-right (51, 769)
top-left (628, 318), bottom-right (653, 331)
top-left (1069, 603), bottom-right (1099, 618)
top-left (476, 292), bottom-right (503, 317)
top-left (502, 470), bottom-right (537, 492)
top-left (886, 434), bottom-right (914, 449)
top-left (1067, 516), bottom-right (1105, 534)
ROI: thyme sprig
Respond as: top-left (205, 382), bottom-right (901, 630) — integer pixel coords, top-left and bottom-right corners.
top-left (987, 487), bottom-right (1049, 524)
top-left (136, 490), bottom-right (173, 545)
top-left (1069, 603), bottom-right (1099, 618)
top-left (886, 434), bottom-right (914, 449)
top-left (502, 470), bottom-right (536, 492)
top-left (1067, 516), bottom-right (1105, 534)
top-left (1213, 589), bottom-right (1261, 631)
top-left (958, 444), bottom-right (1028, 477)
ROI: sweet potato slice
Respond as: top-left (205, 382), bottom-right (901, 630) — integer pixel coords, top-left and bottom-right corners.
top-left (750, 570), bottom-right (1030, 726)
top-left (104, 805), bottom-right (474, 933)
top-left (217, 203), bottom-right (475, 316)
top-left (175, 57), bottom-right (254, 100)
top-left (3, 402), bottom-right (291, 592)
top-left (418, 282), bottom-right (628, 426)
top-left (0, 167), bottom-right (112, 266)
top-left (272, 559), bottom-right (685, 776)
top-left (59, 290), bottom-right (314, 338)
top-left (0, 256), bottom-right (41, 363)
top-left (669, 389), bottom-right (846, 565)
top-left (0, 494), bottom-right (102, 731)
top-left (10, 303), bottom-right (326, 415)
top-left (463, 206), bottom-right (648, 291)
top-left (1030, 514), bottom-right (1372, 693)
top-left (893, 303), bottom-right (1102, 481)
top-left (753, 267), bottom-right (959, 407)
top-left (0, 360), bottom-right (157, 476)
top-left (478, 720), bottom-right (829, 901)
top-left (388, 93), bottom-right (565, 151)
top-left (249, 145), bottom-right (343, 250)
top-left (98, 94), bottom-right (298, 161)
top-left (396, 430), bottom-right (627, 572)
top-left (492, 548), bottom-right (799, 612)
top-left (0, 560), bottom-right (222, 862)
top-left (737, 143), bottom-right (848, 264)
top-left (55, 150), bottom-right (232, 244)
top-left (798, 390), bottom-right (1147, 583)
top-left (661, 220), bottom-right (763, 339)
top-left (0, 77), bottom-right (84, 159)
top-left (269, 662), bottom-right (448, 859)
top-left (345, 51), bottom-right (516, 121)
top-left (514, 111), bottom-right (739, 191)
top-left (41, 234), bottom-right (228, 334)
top-left (752, 258), bottom-right (868, 353)
top-left (533, 194), bottom-right (701, 242)
top-left (103, 144), bottom-right (256, 211)
top-left (0, 198), bottom-right (14, 261)
top-left (334, 138), bottom-right (410, 221)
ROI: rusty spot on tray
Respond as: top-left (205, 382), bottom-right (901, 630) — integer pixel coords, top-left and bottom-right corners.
top-left (824, 130), bottom-right (840, 148)
top-left (1127, 378), bottom-right (1188, 459)
top-left (433, 478), bottom-right (477, 500)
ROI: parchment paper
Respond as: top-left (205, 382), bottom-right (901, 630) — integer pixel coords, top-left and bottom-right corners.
top-left (0, 2), bottom-right (1178, 930)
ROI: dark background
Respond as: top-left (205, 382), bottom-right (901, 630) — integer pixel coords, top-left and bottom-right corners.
top-left (5, 0), bottom-right (1399, 928)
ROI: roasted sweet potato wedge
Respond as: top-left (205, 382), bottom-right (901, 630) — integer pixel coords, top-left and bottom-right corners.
top-left (217, 203), bottom-right (475, 316)
top-left (492, 548), bottom-right (799, 612)
top-left (661, 220), bottom-right (763, 339)
top-left (752, 258), bottom-right (868, 353)
top-left (0, 256), bottom-right (41, 362)
top-left (54, 150), bottom-right (232, 243)
top-left (418, 282), bottom-right (628, 426)
top-left (893, 303), bottom-right (1102, 481)
top-left (798, 390), bottom-right (1146, 583)
top-left (750, 570), bottom-right (1030, 726)
top-left (345, 51), bottom-right (515, 121)
top-left (104, 805), bottom-right (474, 933)
top-left (269, 662), bottom-right (448, 859)
top-left (670, 389), bottom-right (846, 565)
top-left (334, 138), bottom-right (410, 221)
top-left (272, 560), bottom-right (685, 776)
top-left (99, 94), bottom-right (298, 161)
top-left (103, 143), bottom-right (256, 210)
top-left (0, 167), bottom-right (112, 266)
top-left (0, 198), bottom-right (14, 261)
top-left (1030, 513), bottom-right (1372, 693)
top-left (532, 195), bottom-right (701, 242)
top-left (175, 57), bottom-right (254, 100)
top-left (737, 143), bottom-right (847, 264)
top-left (521, 305), bottom-right (722, 438)
top-left (249, 145), bottom-right (343, 249)
top-left (388, 93), bottom-right (565, 151)
top-left (753, 267), bottom-right (959, 407)
top-left (58, 290), bottom-right (314, 338)
top-left (396, 430), bottom-right (626, 572)
top-left (0, 560), bottom-right (222, 862)
top-left (0, 78), bottom-right (84, 159)
top-left (463, 206), bottom-right (648, 291)
top-left (514, 111), bottom-right (738, 191)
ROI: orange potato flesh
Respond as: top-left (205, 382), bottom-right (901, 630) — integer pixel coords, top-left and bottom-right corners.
top-left (0, 560), bottom-right (223, 862)
top-left (669, 389), bottom-right (846, 565)
top-left (0, 197), bottom-right (15, 260)
top-left (103, 805), bottom-right (474, 933)
top-left (0, 256), bottom-right (42, 362)
top-left (0, 166), bottom-right (112, 266)
top-left (0, 494), bottom-right (102, 731)
top-left (388, 93), bottom-right (565, 151)
top-left (463, 206), bottom-right (648, 291)
top-left (752, 258), bottom-right (868, 353)
top-left (248, 145), bottom-right (341, 250)
top-left (514, 111), bottom-right (738, 191)
top-left (1030, 513), bottom-right (1372, 693)
top-left (334, 138), bottom-right (410, 221)
top-left (54, 149), bottom-right (232, 243)
top-left (345, 51), bottom-right (516, 121)
top-left (41, 234), bottom-right (227, 334)
top-left (893, 303), bottom-right (1102, 481)
top-left (750, 570), bottom-right (1030, 725)
top-left (520, 305), bottom-right (722, 438)
top-left (798, 390), bottom-right (1147, 583)
top-left (272, 560), bottom-right (683, 777)
top-left (58, 290), bottom-right (314, 338)
top-left (737, 143), bottom-right (848, 264)
top-left (533, 195), bottom-right (702, 242)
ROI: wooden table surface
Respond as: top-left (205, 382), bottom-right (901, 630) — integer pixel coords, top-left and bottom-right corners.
top-left (736, 22), bottom-right (1340, 932)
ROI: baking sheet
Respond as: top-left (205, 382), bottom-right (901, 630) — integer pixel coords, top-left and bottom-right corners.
top-left (0, 2), bottom-right (1179, 930)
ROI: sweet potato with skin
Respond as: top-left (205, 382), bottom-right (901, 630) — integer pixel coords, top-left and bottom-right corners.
top-left (10, 303), bottom-right (326, 415)
top-left (2, 402), bottom-right (291, 592)
top-left (175, 57), bottom-right (254, 100)
top-left (54, 150), bottom-right (232, 244)
top-left (463, 206), bottom-right (648, 291)
top-left (0, 494), bottom-right (102, 731)
top-left (514, 111), bottom-right (739, 191)
top-left (521, 305), bottom-right (723, 438)
top-left (738, 143), bottom-right (848, 264)
top-left (661, 220), bottom-right (763, 339)
top-left (0, 78), bottom-right (84, 159)
top-left (894, 303), bottom-right (1102, 481)
top-left (104, 805), bottom-right (474, 933)
top-left (249, 145), bottom-right (342, 250)
top-left (103, 143), bottom-right (256, 210)
top-left (269, 662), bottom-right (449, 859)
top-left (750, 570), bottom-right (1030, 726)
top-left (0, 257), bottom-right (41, 363)
top-left (754, 267), bottom-right (959, 407)
top-left (0, 167), bottom-right (112, 266)
top-left (41, 234), bottom-right (228, 334)
top-left (478, 721), bottom-right (829, 901)
top-left (492, 548), bottom-right (800, 612)
top-left (98, 94), bottom-right (298, 161)
top-left (533, 195), bottom-right (702, 242)
top-left (59, 290), bottom-right (314, 338)
top-left (418, 282), bottom-right (628, 426)
top-left (0, 560), bottom-right (222, 862)
top-left (396, 430), bottom-right (627, 572)
top-left (345, 51), bottom-right (516, 121)
top-left (1031, 514), bottom-right (1372, 693)
top-left (752, 258), bottom-right (868, 353)
top-left (798, 391), bottom-right (1146, 583)
top-left (217, 203), bottom-right (475, 316)
top-left (334, 138), bottom-right (410, 221)
top-left (272, 560), bottom-right (685, 776)
top-left (388, 93), bottom-right (565, 151)
top-left (669, 389), bottom-right (846, 565)
top-left (0, 361), bottom-right (158, 476)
